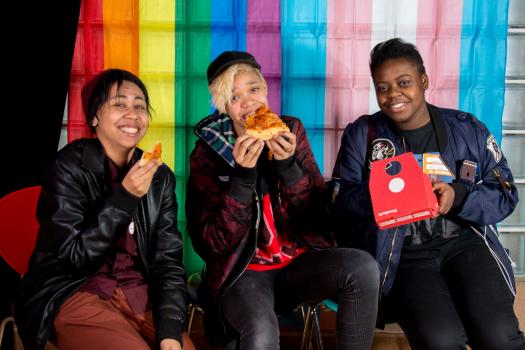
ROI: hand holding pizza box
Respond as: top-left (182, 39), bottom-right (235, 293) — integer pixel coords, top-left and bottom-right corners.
top-left (369, 152), bottom-right (439, 229)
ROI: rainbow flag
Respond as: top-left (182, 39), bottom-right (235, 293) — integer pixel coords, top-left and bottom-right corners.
top-left (68, 0), bottom-right (509, 273)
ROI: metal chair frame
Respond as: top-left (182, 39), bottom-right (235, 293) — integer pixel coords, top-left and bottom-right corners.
top-left (187, 300), bottom-right (323, 350)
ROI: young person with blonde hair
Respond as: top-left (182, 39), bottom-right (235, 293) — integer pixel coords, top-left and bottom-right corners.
top-left (186, 51), bottom-right (380, 350)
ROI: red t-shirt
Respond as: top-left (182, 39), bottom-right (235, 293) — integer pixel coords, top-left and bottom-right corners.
top-left (247, 194), bottom-right (305, 271)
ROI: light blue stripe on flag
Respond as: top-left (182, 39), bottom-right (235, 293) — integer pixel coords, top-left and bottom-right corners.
top-left (281, 0), bottom-right (327, 172)
top-left (459, 0), bottom-right (509, 143)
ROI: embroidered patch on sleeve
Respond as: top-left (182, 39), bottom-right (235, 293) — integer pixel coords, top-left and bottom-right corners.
top-left (369, 138), bottom-right (396, 169)
top-left (486, 134), bottom-right (502, 163)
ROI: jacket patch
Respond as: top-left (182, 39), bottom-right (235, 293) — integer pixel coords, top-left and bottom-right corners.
top-left (486, 134), bottom-right (502, 163)
top-left (369, 138), bottom-right (396, 167)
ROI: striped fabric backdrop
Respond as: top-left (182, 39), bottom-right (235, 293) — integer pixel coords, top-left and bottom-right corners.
top-left (68, 0), bottom-right (509, 273)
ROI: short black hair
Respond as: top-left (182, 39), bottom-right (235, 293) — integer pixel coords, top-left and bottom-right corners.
top-left (81, 69), bottom-right (151, 134)
top-left (369, 38), bottom-right (426, 78)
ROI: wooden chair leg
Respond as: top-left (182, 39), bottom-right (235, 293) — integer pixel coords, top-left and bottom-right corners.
top-left (187, 304), bottom-right (204, 336)
top-left (300, 305), bottom-right (314, 350)
top-left (187, 304), bottom-right (197, 336)
top-left (0, 316), bottom-right (15, 346)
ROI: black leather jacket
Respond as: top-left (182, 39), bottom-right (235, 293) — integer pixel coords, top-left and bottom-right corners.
top-left (14, 138), bottom-right (189, 350)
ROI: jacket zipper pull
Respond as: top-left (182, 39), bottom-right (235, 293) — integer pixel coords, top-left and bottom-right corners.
top-left (493, 168), bottom-right (512, 192)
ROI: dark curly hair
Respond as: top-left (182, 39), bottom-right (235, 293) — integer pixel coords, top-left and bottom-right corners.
top-left (369, 38), bottom-right (426, 78)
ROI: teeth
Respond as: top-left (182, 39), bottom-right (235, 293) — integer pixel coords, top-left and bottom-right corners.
top-left (392, 102), bottom-right (404, 109)
top-left (120, 127), bottom-right (138, 134)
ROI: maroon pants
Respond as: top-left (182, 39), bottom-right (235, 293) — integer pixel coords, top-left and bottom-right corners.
top-left (54, 289), bottom-right (194, 350)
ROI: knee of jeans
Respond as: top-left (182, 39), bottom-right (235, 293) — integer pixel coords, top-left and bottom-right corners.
top-left (472, 326), bottom-right (525, 350)
top-left (411, 329), bottom-right (466, 350)
top-left (337, 248), bottom-right (380, 290)
top-left (237, 316), bottom-right (279, 349)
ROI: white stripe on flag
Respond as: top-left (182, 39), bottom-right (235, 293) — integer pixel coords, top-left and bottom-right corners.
top-left (368, 0), bottom-right (419, 115)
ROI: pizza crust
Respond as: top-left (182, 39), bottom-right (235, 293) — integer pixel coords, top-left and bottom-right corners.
top-left (139, 142), bottom-right (162, 166)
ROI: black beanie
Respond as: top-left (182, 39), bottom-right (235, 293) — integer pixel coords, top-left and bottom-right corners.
top-left (207, 51), bottom-right (261, 85)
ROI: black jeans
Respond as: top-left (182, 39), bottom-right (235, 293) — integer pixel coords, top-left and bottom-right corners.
top-left (221, 248), bottom-right (380, 350)
top-left (390, 239), bottom-right (525, 350)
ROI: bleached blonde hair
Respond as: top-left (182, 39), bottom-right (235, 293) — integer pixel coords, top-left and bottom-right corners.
top-left (208, 63), bottom-right (267, 114)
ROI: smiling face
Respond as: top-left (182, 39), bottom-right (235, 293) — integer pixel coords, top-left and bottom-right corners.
top-left (92, 80), bottom-right (149, 164)
top-left (225, 70), bottom-right (268, 136)
top-left (373, 57), bottom-right (430, 130)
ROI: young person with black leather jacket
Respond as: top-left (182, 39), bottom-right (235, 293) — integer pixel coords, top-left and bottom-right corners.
top-left (15, 69), bottom-right (195, 350)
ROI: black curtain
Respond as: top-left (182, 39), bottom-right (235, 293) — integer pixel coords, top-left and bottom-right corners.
top-left (0, 0), bottom-right (81, 342)
top-left (3, 0), bottom-right (81, 197)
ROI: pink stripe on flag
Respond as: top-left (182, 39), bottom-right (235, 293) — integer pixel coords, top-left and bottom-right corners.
top-left (417, 0), bottom-right (463, 109)
top-left (324, 0), bottom-right (373, 176)
top-left (247, 1), bottom-right (281, 114)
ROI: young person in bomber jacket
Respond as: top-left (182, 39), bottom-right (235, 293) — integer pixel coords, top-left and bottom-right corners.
top-left (186, 51), bottom-right (380, 350)
top-left (15, 69), bottom-right (195, 350)
top-left (334, 38), bottom-right (524, 350)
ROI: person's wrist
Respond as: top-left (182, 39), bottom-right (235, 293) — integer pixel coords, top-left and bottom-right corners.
top-left (274, 156), bottom-right (303, 186)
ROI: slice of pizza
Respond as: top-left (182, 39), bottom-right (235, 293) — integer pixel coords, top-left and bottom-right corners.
top-left (139, 142), bottom-right (162, 166)
top-left (245, 106), bottom-right (290, 140)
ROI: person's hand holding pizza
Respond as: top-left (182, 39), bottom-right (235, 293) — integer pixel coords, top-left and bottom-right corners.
top-left (233, 135), bottom-right (265, 168)
top-left (244, 106), bottom-right (294, 161)
top-left (266, 131), bottom-right (296, 160)
top-left (122, 159), bottom-right (159, 197)
top-left (123, 142), bottom-right (162, 197)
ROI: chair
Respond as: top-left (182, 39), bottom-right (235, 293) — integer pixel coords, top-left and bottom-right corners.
top-left (185, 271), bottom-right (322, 350)
top-left (299, 299), bottom-right (341, 350)
top-left (0, 186), bottom-right (42, 348)
top-left (186, 272), bottom-right (204, 336)
top-left (0, 186), bottom-right (41, 275)
top-left (299, 304), bottom-right (323, 350)
top-left (321, 299), bottom-right (338, 313)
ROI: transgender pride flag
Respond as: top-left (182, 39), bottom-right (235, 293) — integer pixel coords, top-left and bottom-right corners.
top-left (67, 0), bottom-right (509, 272)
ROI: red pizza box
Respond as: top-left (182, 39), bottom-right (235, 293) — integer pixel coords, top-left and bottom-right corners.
top-left (369, 152), bottom-right (439, 229)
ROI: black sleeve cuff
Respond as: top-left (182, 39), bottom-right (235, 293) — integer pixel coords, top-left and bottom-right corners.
top-left (450, 182), bottom-right (469, 208)
top-left (156, 318), bottom-right (183, 346)
top-left (228, 165), bottom-right (257, 202)
top-left (107, 185), bottom-right (141, 215)
top-left (274, 156), bottom-right (303, 187)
